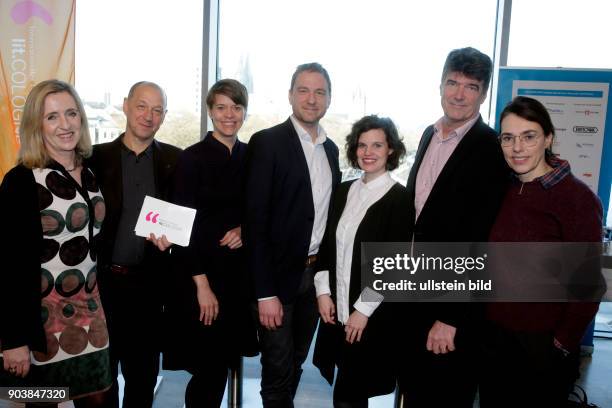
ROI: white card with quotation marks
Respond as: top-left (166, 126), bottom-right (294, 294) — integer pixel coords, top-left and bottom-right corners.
top-left (135, 195), bottom-right (196, 247)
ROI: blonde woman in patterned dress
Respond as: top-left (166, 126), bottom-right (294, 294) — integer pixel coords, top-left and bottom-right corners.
top-left (0, 80), bottom-right (112, 406)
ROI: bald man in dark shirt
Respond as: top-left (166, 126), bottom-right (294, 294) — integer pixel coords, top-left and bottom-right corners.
top-left (89, 81), bottom-right (181, 407)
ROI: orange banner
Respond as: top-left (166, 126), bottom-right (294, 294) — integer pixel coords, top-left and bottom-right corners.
top-left (0, 0), bottom-right (75, 182)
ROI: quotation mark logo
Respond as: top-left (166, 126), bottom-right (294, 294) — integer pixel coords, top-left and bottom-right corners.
top-left (10, 0), bottom-right (54, 25)
top-left (146, 211), bottom-right (160, 223)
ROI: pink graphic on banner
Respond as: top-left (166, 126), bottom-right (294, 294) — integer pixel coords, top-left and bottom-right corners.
top-left (10, 0), bottom-right (53, 25)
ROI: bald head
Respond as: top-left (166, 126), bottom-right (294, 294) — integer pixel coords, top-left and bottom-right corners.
top-left (127, 81), bottom-right (167, 110)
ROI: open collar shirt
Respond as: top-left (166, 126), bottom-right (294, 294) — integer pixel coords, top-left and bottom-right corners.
top-left (290, 115), bottom-right (333, 255)
top-left (112, 138), bottom-right (155, 265)
top-left (414, 114), bottom-right (479, 220)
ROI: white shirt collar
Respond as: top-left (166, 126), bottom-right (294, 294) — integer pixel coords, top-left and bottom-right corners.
top-left (358, 171), bottom-right (393, 191)
top-left (290, 115), bottom-right (327, 145)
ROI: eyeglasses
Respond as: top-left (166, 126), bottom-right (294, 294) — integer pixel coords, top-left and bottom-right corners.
top-left (499, 132), bottom-right (541, 147)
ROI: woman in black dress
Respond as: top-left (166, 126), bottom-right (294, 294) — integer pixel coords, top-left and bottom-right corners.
top-left (163, 79), bottom-right (258, 407)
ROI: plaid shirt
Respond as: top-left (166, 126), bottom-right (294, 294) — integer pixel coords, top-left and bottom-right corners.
top-left (533, 155), bottom-right (570, 189)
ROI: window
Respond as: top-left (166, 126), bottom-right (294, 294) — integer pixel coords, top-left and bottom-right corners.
top-left (218, 0), bottom-right (497, 180)
top-left (76, 0), bottom-right (204, 148)
top-left (218, 0), bottom-right (498, 183)
top-left (508, 1), bottom-right (612, 69)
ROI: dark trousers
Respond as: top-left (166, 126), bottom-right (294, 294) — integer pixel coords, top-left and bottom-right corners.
top-left (478, 323), bottom-right (579, 407)
top-left (182, 324), bottom-right (236, 408)
top-left (254, 267), bottom-right (319, 408)
top-left (398, 325), bottom-right (478, 408)
top-left (332, 395), bottom-right (367, 408)
top-left (185, 362), bottom-right (228, 408)
top-left (99, 266), bottom-right (161, 408)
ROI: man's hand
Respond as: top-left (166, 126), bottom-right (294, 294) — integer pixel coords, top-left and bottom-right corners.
top-left (426, 320), bottom-right (457, 354)
top-left (345, 310), bottom-right (368, 344)
top-left (258, 297), bottom-right (283, 330)
top-left (148, 233), bottom-right (172, 251)
top-left (317, 294), bottom-right (336, 324)
top-left (193, 274), bottom-right (218, 325)
top-left (3, 345), bottom-right (31, 378)
top-left (219, 227), bottom-right (242, 249)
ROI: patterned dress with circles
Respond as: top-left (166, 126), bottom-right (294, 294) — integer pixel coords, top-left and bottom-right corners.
top-left (33, 167), bottom-right (111, 397)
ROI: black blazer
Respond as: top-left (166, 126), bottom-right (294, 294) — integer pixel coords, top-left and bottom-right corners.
top-left (0, 166), bottom-right (47, 352)
top-left (244, 118), bottom-right (341, 302)
top-left (314, 179), bottom-right (412, 397)
top-left (405, 116), bottom-right (509, 328)
top-left (317, 180), bottom-right (413, 308)
top-left (88, 135), bottom-right (181, 271)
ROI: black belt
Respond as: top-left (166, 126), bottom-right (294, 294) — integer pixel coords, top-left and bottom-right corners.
top-left (110, 264), bottom-right (138, 275)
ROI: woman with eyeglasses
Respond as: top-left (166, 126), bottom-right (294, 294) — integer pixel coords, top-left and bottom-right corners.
top-left (479, 96), bottom-right (603, 406)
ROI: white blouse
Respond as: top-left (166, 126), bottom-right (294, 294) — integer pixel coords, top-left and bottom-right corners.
top-left (314, 172), bottom-right (394, 324)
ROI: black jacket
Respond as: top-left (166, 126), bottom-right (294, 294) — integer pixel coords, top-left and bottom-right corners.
top-left (244, 118), bottom-right (341, 302)
top-left (405, 116), bottom-right (510, 329)
top-left (0, 165), bottom-right (47, 352)
top-left (88, 135), bottom-right (181, 273)
top-left (313, 179), bottom-right (412, 397)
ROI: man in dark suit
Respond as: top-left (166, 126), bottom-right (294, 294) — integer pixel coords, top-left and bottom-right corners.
top-left (400, 47), bottom-right (509, 407)
top-left (245, 63), bottom-right (341, 407)
top-left (89, 81), bottom-right (181, 407)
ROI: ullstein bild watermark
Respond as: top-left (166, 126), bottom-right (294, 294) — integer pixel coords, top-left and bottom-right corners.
top-left (360, 242), bottom-right (607, 303)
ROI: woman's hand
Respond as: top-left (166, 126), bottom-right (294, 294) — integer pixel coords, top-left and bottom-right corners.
top-left (219, 227), bottom-right (242, 249)
top-left (193, 275), bottom-right (219, 325)
top-left (3, 345), bottom-right (31, 377)
top-left (345, 310), bottom-right (368, 344)
top-left (317, 294), bottom-right (336, 324)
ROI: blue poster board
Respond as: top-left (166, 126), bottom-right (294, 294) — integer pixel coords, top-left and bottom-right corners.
top-left (496, 67), bottom-right (612, 223)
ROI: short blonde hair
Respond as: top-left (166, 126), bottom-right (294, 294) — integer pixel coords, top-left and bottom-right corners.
top-left (18, 79), bottom-right (92, 169)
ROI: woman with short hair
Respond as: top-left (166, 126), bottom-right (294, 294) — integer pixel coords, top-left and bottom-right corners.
top-left (163, 79), bottom-right (258, 407)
